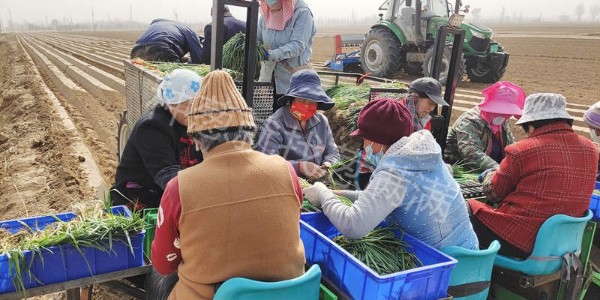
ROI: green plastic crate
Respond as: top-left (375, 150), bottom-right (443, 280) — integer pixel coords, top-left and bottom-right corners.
top-left (143, 208), bottom-right (158, 260)
top-left (319, 283), bottom-right (338, 300)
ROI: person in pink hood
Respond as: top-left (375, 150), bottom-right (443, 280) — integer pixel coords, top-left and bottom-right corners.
top-left (444, 82), bottom-right (525, 173)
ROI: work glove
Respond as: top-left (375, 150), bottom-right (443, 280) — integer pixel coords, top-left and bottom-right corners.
top-left (261, 46), bottom-right (272, 61)
top-left (299, 161), bottom-right (328, 180)
top-left (303, 182), bottom-right (330, 208)
top-left (478, 168), bottom-right (494, 183)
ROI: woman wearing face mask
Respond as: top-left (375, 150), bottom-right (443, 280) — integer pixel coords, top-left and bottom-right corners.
top-left (257, 0), bottom-right (317, 112)
top-left (257, 70), bottom-right (340, 180)
top-left (444, 82), bottom-right (525, 173)
top-left (350, 98), bottom-right (415, 190)
top-left (303, 108), bottom-right (479, 250)
top-left (583, 101), bottom-right (600, 181)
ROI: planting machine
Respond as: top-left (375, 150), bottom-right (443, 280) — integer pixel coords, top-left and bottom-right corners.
top-left (358, 0), bottom-right (509, 84)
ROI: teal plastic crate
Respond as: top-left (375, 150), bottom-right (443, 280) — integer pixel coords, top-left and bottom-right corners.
top-left (0, 205), bottom-right (144, 294)
top-left (300, 212), bottom-right (457, 300)
top-left (590, 182), bottom-right (600, 221)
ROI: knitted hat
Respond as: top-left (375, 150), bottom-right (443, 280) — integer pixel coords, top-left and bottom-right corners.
top-left (350, 98), bottom-right (414, 146)
top-left (515, 93), bottom-right (573, 125)
top-left (188, 70), bottom-right (255, 133)
top-left (584, 101), bottom-right (600, 129)
top-left (276, 69), bottom-right (335, 111)
top-left (156, 69), bottom-right (203, 105)
top-left (478, 81), bottom-right (525, 116)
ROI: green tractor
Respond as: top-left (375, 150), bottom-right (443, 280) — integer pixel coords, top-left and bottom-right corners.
top-left (360, 0), bottom-right (509, 84)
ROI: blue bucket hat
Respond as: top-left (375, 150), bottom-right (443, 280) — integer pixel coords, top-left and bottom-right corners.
top-left (276, 69), bottom-right (335, 110)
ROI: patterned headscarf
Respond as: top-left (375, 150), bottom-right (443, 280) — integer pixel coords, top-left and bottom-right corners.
top-left (260, 0), bottom-right (298, 31)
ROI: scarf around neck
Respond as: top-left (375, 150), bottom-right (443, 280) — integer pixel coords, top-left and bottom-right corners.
top-left (260, 0), bottom-right (298, 31)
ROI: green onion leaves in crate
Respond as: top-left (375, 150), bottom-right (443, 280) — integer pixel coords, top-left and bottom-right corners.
top-left (333, 227), bottom-right (422, 275)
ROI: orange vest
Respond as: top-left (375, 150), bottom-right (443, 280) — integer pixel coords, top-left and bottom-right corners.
top-left (170, 141), bottom-right (305, 300)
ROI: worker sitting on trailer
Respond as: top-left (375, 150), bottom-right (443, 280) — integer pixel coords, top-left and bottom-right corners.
top-left (110, 69), bottom-right (203, 210)
top-left (469, 93), bottom-right (598, 259)
top-left (304, 99), bottom-right (479, 250)
top-left (444, 82), bottom-right (525, 173)
top-left (583, 101), bottom-right (600, 181)
top-left (402, 77), bottom-right (448, 132)
top-left (351, 98), bottom-right (414, 190)
top-left (201, 5), bottom-right (246, 65)
top-left (257, 69), bottom-right (340, 181)
top-left (131, 19), bottom-right (203, 64)
top-left (151, 70), bottom-right (305, 300)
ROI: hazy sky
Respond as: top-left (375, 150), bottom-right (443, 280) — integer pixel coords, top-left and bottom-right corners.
top-left (1, 0), bottom-right (598, 26)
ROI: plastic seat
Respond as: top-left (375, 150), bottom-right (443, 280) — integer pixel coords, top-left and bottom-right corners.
top-left (494, 210), bottom-right (592, 275)
top-left (213, 264), bottom-right (321, 300)
top-left (441, 240), bottom-right (501, 300)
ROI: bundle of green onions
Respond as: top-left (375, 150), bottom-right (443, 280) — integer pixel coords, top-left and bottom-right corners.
top-left (0, 202), bottom-right (145, 295)
top-left (334, 227), bottom-right (422, 275)
top-left (298, 161), bottom-right (355, 212)
top-left (324, 83), bottom-right (407, 151)
top-left (222, 32), bottom-right (266, 77)
top-left (593, 190), bottom-right (600, 196)
top-left (452, 165), bottom-right (479, 184)
top-left (131, 58), bottom-right (239, 79)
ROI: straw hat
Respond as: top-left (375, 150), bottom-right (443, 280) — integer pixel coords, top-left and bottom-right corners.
top-left (188, 70), bottom-right (255, 133)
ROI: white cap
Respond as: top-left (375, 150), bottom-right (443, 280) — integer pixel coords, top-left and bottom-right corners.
top-left (156, 69), bottom-right (202, 105)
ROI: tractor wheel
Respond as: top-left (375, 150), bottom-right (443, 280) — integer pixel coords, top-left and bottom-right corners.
top-left (360, 28), bottom-right (402, 78)
top-left (402, 62), bottom-right (423, 76)
top-left (466, 46), bottom-right (507, 83)
top-left (422, 44), bottom-right (465, 85)
top-left (117, 111), bottom-right (130, 162)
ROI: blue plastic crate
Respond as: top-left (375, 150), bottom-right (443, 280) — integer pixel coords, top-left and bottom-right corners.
top-left (300, 212), bottom-right (457, 300)
top-left (0, 206), bottom-right (144, 294)
top-left (590, 182), bottom-right (600, 221)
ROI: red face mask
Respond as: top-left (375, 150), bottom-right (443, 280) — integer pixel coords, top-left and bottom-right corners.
top-left (290, 101), bottom-right (318, 121)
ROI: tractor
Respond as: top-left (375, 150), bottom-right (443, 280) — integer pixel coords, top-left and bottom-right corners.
top-left (360, 0), bottom-right (509, 84)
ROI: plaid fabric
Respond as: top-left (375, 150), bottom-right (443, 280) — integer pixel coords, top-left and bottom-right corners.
top-left (469, 122), bottom-right (599, 253)
top-left (401, 96), bottom-right (431, 132)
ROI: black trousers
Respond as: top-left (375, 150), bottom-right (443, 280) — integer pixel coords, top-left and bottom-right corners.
top-left (469, 211), bottom-right (529, 259)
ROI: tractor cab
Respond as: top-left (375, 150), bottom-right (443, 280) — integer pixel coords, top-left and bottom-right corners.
top-left (361, 0), bottom-right (508, 84)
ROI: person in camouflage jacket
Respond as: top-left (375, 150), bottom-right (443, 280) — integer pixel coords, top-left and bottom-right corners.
top-left (444, 107), bottom-right (515, 173)
top-left (444, 82), bottom-right (525, 173)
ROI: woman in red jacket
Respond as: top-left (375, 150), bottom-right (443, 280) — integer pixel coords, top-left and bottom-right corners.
top-left (468, 93), bottom-right (599, 259)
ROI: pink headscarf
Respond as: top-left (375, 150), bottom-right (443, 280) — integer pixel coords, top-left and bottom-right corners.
top-left (260, 0), bottom-right (297, 31)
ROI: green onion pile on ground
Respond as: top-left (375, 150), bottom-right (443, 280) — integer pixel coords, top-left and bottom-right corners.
top-left (333, 227), bottom-right (422, 275)
top-left (0, 202), bottom-right (145, 295)
top-left (222, 32), bottom-right (265, 78)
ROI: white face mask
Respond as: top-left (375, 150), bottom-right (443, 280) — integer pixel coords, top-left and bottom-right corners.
top-left (492, 116), bottom-right (506, 125)
top-left (590, 129), bottom-right (600, 143)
